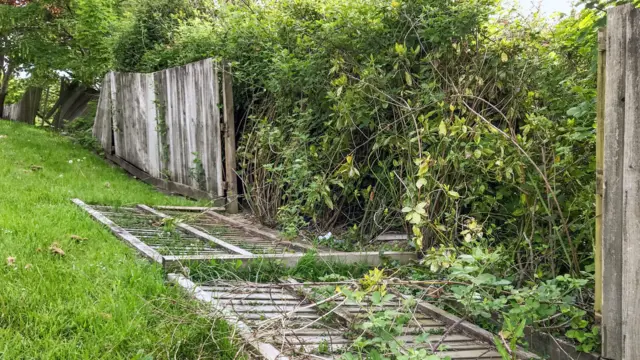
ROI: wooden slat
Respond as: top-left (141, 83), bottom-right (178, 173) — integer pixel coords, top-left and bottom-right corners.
top-left (218, 299), bottom-right (304, 306)
top-left (392, 290), bottom-right (539, 359)
top-left (269, 336), bottom-right (351, 345)
top-left (237, 312), bottom-right (319, 320)
top-left (155, 205), bottom-right (225, 212)
top-left (218, 305), bottom-right (318, 313)
top-left (92, 73), bottom-right (113, 152)
top-left (72, 199), bottom-right (164, 264)
top-left (206, 292), bottom-right (299, 301)
top-left (137, 204), bottom-right (253, 256)
top-left (436, 349), bottom-right (501, 359)
top-left (602, 5), bottom-right (632, 359)
top-left (168, 274), bottom-right (288, 360)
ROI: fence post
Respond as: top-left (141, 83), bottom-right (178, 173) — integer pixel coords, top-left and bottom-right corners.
top-left (222, 62), bottom-right (238, 214)
top-left (595, 27), bottom-right (605, 322)
top-left (622, 5), bottom-right (640, 357)
top-left (602, 4), bottom-right (631, 359)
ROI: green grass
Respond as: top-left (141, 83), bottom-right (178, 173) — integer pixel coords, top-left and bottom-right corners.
top-left (0, 121), bottom-right (242, 359)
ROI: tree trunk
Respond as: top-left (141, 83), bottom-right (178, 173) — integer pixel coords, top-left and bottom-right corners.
top-left (0, 92), bottom-right (6, 119)
top-left (0, 60), bottom-right (13, 119)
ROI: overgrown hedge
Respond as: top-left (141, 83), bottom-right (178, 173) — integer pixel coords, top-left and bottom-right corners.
top-left (113, 0), bottom-right (598, 281)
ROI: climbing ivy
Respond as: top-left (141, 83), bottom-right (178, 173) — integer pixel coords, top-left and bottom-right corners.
top-left (153, 84), bottom-right (171, 180)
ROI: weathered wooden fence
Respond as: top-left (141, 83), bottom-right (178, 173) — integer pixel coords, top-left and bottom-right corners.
top-left (2, 87), bottom-right (42, 124)
top-left (93, 59), bottom-right (237, 209)
top-left (600, 4), bottom-right (640, 359)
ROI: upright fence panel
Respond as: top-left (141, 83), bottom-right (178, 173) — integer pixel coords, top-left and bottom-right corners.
top-left (92, 59), bottom-right (228, 205)
top-left (2, 87), bottom-right (42, 124)
top-left (154, 59), bottom-right (223, 196)
top-left (602, 4), bottom-right (640, 359)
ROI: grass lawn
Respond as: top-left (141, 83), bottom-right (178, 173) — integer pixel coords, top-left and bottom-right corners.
top-left (0, 121), bottom-right (242, 359)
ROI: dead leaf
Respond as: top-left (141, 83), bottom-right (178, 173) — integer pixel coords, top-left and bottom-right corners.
top-left (104, 182), bottom-right (111, 188)
top-left (70, 234), bottom-right (88, 242)
top-left (0, 135), bottom-right (6, 139)
top-left (6, 256), bottom-right (15, 266)
top-left (36, 247), bottom-right (42, 253)
top-left (99, 313), bottom-right (112, 320)
top-left (30, 165), bottom-right (43, 172)
top-left (49, 242), bottom-right (65, 256)
top-left (24, 264), bottom-right (32, 269)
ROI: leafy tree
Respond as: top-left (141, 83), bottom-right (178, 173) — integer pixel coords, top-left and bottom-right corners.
top-left (0, 0), bottom-right (116, 119)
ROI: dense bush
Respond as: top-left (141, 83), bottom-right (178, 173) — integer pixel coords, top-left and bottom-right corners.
top-left (115, 0), bottom-right (599, 281)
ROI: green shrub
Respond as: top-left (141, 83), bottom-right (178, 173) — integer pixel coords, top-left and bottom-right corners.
top-left (113, 0), bottom-right (599, 281)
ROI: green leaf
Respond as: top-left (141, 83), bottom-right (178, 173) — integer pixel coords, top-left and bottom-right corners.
top-left (405, 71), bottom-right (412, 86)
top-left (472, 273), bottom-right (496, 285)
top-left (382, 293), bottom-right (395, 303)
top-left (324, 196), bottom-right (334, 210)
top-left (448, 190), bottom-right (460, 199)
top-left (371, 291), bottom-right (382, 305)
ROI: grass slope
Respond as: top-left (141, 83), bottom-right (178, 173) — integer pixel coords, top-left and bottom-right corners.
top-left (0, 121), bottom-right (241, 359)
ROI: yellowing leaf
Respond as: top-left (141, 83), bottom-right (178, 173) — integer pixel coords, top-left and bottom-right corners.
top-left (501, 52), bottom-right (508, 62)
top-left (407, 212), bottom-right (421, 224)
top-left (438, 121), bottom-right (447, 136)
top-left (412, 225), bottom-right (422, 237)
top-left (449, 104), bottom-right (455, 112)
top-left (405, 71), bottom-right (412, 86)
top-left (416, 178), bottom-right (427, 189)
top-left (473, 149), bottom-right (482, 159)
top-left (415, 235), bottom-right (423, 250)
top-left (448, 190), bottom-right (460, 199)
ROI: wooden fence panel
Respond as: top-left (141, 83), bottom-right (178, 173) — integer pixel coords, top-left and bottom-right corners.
top-left (93, 59), bottom-right (225, 201)
top-left (2, 87), bottom-right (42, 124)
top-left (153, 59), bottom-right (222, 196)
